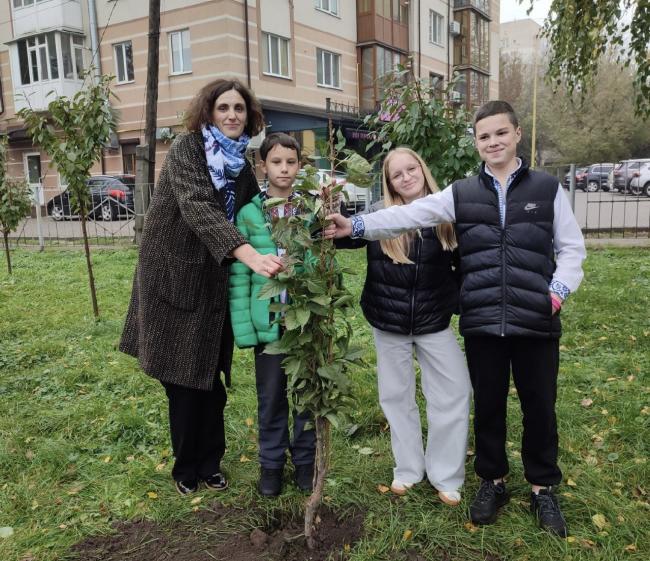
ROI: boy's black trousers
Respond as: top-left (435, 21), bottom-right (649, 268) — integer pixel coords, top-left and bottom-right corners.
top-left (464, 336), bottom-right (562, 486)
top-left (161, 378), bottom-right (227, 483)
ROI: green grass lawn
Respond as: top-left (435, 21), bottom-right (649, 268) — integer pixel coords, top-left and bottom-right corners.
top-left (0, 247), bottom-right (648, 561)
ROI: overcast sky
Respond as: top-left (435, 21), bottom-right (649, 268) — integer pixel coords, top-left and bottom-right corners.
top-left (500, 0), bottom-right (552, 24)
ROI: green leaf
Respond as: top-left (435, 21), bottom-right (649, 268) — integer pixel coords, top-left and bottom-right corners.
top-left (257, 279), bottom-right (286, 300)
top-left (295, 306), bottom-right (311, 328)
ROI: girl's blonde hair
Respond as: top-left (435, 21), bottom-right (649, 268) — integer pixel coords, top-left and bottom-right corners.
top-left (379, 147), bottom-right (457, 264)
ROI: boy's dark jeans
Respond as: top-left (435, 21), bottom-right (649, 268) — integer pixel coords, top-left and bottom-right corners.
top-left (254, 346), bottom-right (315, 469)
top-left (464, 336), bottom-right (562, 486)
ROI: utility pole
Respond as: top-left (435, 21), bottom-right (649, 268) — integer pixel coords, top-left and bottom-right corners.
top-left (144, 0), bottom-right (161, 187)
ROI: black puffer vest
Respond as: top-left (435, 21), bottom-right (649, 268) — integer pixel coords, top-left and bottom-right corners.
top-left (452, 161), bottom-right (561, 338)
top-left (360, 204), bottom-right (459, 335)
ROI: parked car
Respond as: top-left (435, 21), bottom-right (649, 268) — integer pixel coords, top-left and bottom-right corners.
top-left (563, 166), bottom-right (588, 190)
top-left (300, 169), bottom-right (369, 213)
top-left (47, 175), bottom-right (136, 221)
top-left (582, 163), bottom-right (614, 192)
top-left (609, 159), bottom-right (650, 193)
top-left (628, 162), bottom-right (650, 197)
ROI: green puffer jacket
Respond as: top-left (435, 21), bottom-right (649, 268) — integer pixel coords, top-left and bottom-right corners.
top-left (229, 194), bottom-right (281, 348)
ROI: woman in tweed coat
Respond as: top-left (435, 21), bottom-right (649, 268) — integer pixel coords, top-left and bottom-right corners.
top-left (120, 79), bottom-right (283, 496)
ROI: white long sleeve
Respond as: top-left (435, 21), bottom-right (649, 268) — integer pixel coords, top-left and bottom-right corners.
top-left (354, 187), bottom-right (456, 241)
top-left (550, 185), bottom-right (586, 299)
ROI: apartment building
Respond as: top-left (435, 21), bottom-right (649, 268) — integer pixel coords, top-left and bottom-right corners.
top-left (500, 18), bottom-right (545, 61)
top-left (0, 0), bottom-right (500, 212)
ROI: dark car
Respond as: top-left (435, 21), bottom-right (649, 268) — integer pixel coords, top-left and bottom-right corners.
top-left (582, 163), bottom-right (614, 192)
top-left (563, 166), bottom-right (588, 190)
top-left (47, 175), bottom-right (136, 221)
top-left (610, 159), bottom-right (650, 193)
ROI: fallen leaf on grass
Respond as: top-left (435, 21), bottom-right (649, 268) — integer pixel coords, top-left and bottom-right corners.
top-left (592, 513), bottom-right (608, 530)
top-left (585, 456), bottom-right (598, 466)
top-left (240, 455), bottom-right (251, 463)
top-left (0, 527), bottom-right (14, 538)
top-left (624, 544), bottom-right (637, 552)
top-left (627, 375), bottom-right (635, 382)
top-left (155, 463), bottom-right (166, 472)
top-left (566, 536), bottom-right (576, 543)
top-left (580, 538), bottom-right (596, 549)
top-left (103, 456), bottom-right (111, 463)
top-left (377, 484), bottom-right (390, 494)
top-left (190, 497), bottom-right (202, 505)
top-left (567, 478), bottom-right (577, 487)
top-left (464, 522), bottom-right (478, 533)
top-left (358, 447), bottom-right (374, 455)
top-left (403, 529), bottom-right (413, 541)
top-left (343, 543), bottom-right (351, 552)
top-left (245, 417), bottom-right (254, 427)
top-left (146, 491), bottom-right (158, 499)
top-left (58, 524), bottom-right (67, 530)
top-left (580, 398), bottom-right (593, 407)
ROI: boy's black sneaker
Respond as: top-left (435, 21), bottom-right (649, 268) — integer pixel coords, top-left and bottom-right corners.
top-left (203, 472), bottom-right (228, 491)
top-left (470, 480), bottom-right (510, 525)
top-left (258, 468), bottom-right (283, 497)
top-left (530, 487), bottom-right (568, 537)
top-left (294, 463), bottom-right (314, 492)
top-left (175, 479), bottom-right (199, 496)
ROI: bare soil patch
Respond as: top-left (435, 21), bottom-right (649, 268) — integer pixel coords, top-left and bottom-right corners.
top-left (71, 501), bottom-right (364, 561)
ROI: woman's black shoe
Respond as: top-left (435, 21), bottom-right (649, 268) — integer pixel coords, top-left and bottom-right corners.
top-left (175, 479), bottom-right (199, 496)
top-left (203, 472), bottom-right (228, 491)
top-left (258, 467), bottom-right (283, 497)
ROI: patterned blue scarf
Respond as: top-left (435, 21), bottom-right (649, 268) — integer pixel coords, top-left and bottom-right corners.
top-left (202, 124), bottom-right (250, 222)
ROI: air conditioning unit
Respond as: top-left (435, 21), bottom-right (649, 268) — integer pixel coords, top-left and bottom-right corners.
top-left (449, 21), bottom-right (461, 36)
top-left (449, 91), bottom-right (462, 102)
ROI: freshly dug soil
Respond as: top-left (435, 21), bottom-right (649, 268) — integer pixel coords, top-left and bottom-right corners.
top-left (71, 501), bottom-right (364, 561)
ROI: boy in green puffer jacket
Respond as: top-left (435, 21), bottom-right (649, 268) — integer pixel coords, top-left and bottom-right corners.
top-left (228, 133), bottom-right (315, 497)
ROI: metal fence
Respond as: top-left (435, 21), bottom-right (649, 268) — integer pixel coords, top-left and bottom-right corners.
top-left (541, 161), bottom-right (650, 239)
top-left (8, 161), bottom-right (650, 248)
top-left (8, 183), bottom-right (154, 249)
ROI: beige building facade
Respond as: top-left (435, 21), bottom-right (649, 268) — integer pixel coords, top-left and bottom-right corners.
top-left (1, 0), bottom-right (500, 211)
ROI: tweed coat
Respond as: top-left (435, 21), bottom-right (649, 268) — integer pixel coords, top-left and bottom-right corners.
top-left (119, 131), bottom-right (259, 391)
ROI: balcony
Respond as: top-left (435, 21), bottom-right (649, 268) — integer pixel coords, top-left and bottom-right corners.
top-left (11, 0), bottom-right (83, 38)
top-left (9, 30), bottom-right (85, 112)
top-left (453, 0), bottom-right (491, 20)
top-left (13, 79), bottom-right (83, 113)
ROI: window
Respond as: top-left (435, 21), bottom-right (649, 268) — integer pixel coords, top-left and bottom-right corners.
top-left (169, 29), bottom-right (192, 74)
top-left (429, 10), bottom-right (444, 45)
top-left (121, 143), bottom-right (138, 175)
top-left (262, 33), bottom-right (290, 78)
top-left (316, 48), bottom-right (340, 88)
top-left (61, 33), bottom-right (84, 80)
top-left (114, 41), bottom-right (134, 83)
top-left (429, 72), bottom-right (444, 97)
top-left (17, 33), bottom-right (59, 85)
top-left (316, 0), bottom-right (338, 16)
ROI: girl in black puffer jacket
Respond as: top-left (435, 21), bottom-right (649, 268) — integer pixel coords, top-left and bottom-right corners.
top-left (361, 147), bottom-right (471, 505)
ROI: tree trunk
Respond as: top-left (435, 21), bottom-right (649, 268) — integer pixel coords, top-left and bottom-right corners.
top-left (80, 213), bottom-right (99, 318)
top-left (3, 231), bottom-right (11, 275)
top-left (304, 416), bottom-right (330, 550)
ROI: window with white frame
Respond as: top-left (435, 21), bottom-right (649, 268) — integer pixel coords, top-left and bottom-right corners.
top-left (17, 33), bottom-right (59, 85)
top-left (13, 0), bottom-right (47, 7)
top-left (262, 33), bottom-right (290, 78)
top-left (169, 29), bottom-right (192, 74)
top-left (114, 41), bottom-right (134, 83)
top-left (316, 0), bottom-right (338, 16)
top-left (429, 10), bottom-right (444, 45)
top-left (316, 48), bottom-right (340, 88)
top-left (61, 33), bottom-right (84, 80)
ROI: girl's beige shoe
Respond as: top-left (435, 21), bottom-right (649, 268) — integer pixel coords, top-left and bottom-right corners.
top-left (390, 480), bottom-right (414, 496)
top-left (438, 490), bottom-right (461, 506)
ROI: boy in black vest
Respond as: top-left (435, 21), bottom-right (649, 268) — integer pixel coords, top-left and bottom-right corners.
top-left (326, 101), bottom-right (586, 537)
